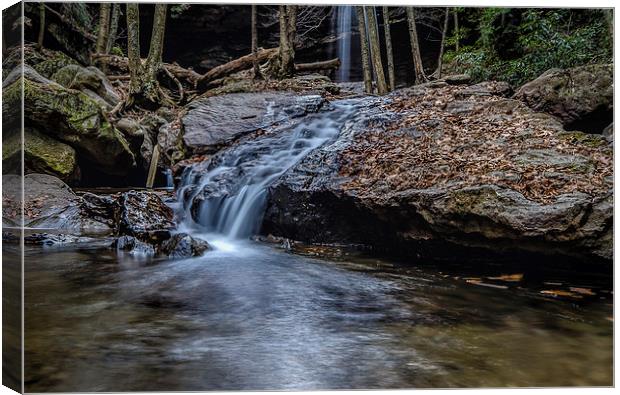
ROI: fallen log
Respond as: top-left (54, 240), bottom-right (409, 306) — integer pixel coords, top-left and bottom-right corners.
top-left (91, 53), bottom-right (203, 87)
top-left (199, 47), bottom-right (278, 83)
top-left (294, 58), bottom-right (340, 72)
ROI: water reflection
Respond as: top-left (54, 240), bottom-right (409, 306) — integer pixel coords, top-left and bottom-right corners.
top-left (23, 240), bottom-right (612, 391)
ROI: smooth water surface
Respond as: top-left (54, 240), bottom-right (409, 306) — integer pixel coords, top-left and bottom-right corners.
top-left (23, 238), bottom-right (612, 391)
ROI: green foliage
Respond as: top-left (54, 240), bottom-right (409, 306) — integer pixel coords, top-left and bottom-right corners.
top-left (445, 9), bottom-right (612, 86)
top-left (110, 46), bottom-right (124, 57)
top-left (170, 4), bottom-right (191, 18)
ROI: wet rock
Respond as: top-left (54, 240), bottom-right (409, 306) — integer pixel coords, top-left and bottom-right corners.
top-left (159, 233), bottom-right (210, 258)
top-left (113, 235), bottom-right (156, 257)
top-left (263, 85), bottom-right (612, 265)
top-left (117, 190), bottom-right (176, 242)
top-left (80, 192), bottom-right (117, 229)
top-left (514, 64), bottom-right (613, 133)
top-left (2, 68), bottom-right (135, 176)
top-left (2, 173), bottom-right (111, 233)
top-left (3, 128), bottom-right (78, 182)
top-left (182, 91), bottom-right (328, 155)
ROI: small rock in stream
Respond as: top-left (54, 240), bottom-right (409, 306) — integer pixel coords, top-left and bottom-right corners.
top-left (160, 233), bottom-right (211, 258)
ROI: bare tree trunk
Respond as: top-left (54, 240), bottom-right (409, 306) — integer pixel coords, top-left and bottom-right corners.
top-left (382, 6), bottom-right (395, 91)
top-left (251, 5), bottom-right (261, 79)
top-left (355, 6), bottom-right (372, 93)
top-left (454, 9), bottom-right (460, 52)
top-left (277, 5), bottom-right (297, 78)
top-left (145, 4), bottom-right (167, 80)
top-left (604, 9), bottom-right (613, 44)
top-left (434, 8), bottom-right (450, 79)
top-left (37, 2), bottom-right (45, 50)
top-left (106, 3), bottom-right (120, 54)
top-left (406, 7), bottom-right (427, 84)
top-left (95, 3), bottom-right (111, 57)
top-left (126, 3), bottom-right (141, 97)
top-left (365, 7), bottom-right (388, 95)
top-left (139, 3), bottom-right (168, 105)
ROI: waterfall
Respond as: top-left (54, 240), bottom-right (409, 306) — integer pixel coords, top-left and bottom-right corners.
top-left (177, 99), bottom-right (362, 239)
top-left (164, 169), bottom-right (174, 189)
top-left (335, 6), bottom-right (353, 82)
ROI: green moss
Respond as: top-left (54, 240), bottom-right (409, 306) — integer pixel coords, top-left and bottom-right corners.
top-left (3, 129), bottom-right (77, 180)
top-left (33, 54), bottom-right (78, 79)
top-left (5, 77), bottom-right (135, 174)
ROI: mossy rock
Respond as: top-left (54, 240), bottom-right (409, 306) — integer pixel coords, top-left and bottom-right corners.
top-left (2, 44), bottom-right (79, 80)
top-left (3, 76), bottom-right (135, 175)
top-left (3, 129), bottom-right (78, 182)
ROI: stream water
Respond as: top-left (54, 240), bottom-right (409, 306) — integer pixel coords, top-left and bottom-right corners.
top-left (20, 239), bottom-right (613, 391)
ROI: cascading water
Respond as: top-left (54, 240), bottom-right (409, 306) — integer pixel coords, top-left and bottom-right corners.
top-left (335, 6), bottom-right (353, 82)
top-left (177, 99), bottom-right (362, 240)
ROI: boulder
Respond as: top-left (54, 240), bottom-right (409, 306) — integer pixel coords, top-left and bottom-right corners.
top-left (2, 173), bottom-right (111, 233)
top-left (51, 64), bottom-right (121, 108)
top-left (262, 84), bottom-right (613, 265)
top-left (117, 191), bottom-right (176, 242)
top-left (159, 233), bottom-right (210, 258)
top-left (3, 128), bottom-right (78, 182)
top-left (182, 92), bottom-right (328, 154)
top-left (2, 68), bottom-right (135, 176)
top-left (514, 64), bottom-right (613, 133)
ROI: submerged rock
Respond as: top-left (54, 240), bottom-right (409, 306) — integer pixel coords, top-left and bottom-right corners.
top-left (514, 64), bottom-right (613, 133)
top-left (113, 235), bottom-right (156, 257)
top-left (160, 233), bottom-right (211, 258)
top-left (262, 83), bottom-right (612, 265)
top-left (23, 233), bottom-right (98, 246)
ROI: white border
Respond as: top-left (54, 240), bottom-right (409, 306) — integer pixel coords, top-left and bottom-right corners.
top-left (0, 1), bottom-right (617, 395)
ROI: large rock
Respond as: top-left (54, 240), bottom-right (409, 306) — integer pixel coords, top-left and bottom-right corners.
top-left (2, 68), bottom-right (135, 176)
top-left (117, 191), bottom-right (176, 242)
top-left (3, 128), bottom-right (78, 182)
top-left (262, 84), bottom-right (613, 265)
top-left (514, 64), bottom-right (613, 133)
top-left (182, 92), bottom-right (328, 154)
top-left (2, 174), bottom-right (111, 233)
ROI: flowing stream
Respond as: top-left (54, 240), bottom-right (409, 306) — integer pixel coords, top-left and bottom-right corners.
top-left (176, 99), bottom-right (360, 239)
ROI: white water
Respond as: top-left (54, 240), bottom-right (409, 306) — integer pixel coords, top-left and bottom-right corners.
top-left (177, 100), bottom-right (361, 240)
top-left (335, 6), bottom-right (353, 82)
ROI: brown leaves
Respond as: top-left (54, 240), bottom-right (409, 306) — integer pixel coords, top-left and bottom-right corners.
top-left (339, 84), bottom-right (612, 204)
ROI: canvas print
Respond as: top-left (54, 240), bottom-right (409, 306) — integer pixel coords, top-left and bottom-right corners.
top-left (1, 1), bottom-right (614, 392)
